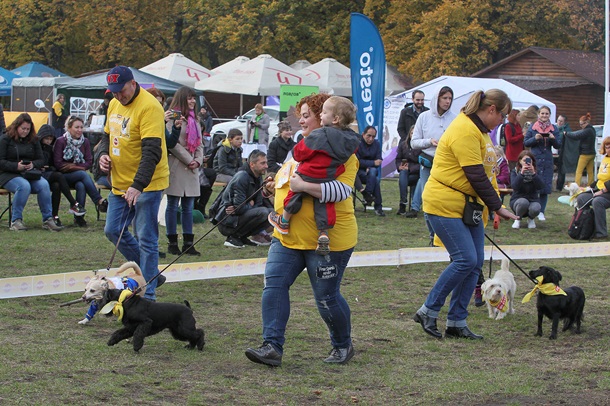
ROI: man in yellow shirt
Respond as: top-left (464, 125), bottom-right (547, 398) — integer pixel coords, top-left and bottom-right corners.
top-left (98, 66), bottom-right (169, 301)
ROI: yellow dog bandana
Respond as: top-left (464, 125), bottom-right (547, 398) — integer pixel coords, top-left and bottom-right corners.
top-left (488, 294), bottom-right (509, 312)
top-left (522, 276), bottom-right (567, 303)
top-left (112, 290), bottom-right (133, 321)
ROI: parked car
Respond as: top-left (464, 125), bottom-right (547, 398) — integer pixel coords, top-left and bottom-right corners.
top-left (210, 105), bottom-right (280, 146)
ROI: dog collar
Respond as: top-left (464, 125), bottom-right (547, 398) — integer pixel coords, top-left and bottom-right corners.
top-left (522, 276), bottom-right (567, 303)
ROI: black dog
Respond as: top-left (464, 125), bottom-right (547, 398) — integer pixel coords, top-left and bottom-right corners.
top-left (101, 289), bottom-right (205, 352)
top-left (529, 266), bottom-right (585, 340)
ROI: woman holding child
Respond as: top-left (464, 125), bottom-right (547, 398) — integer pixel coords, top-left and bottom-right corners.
top-left (413, 89), bottom-right (518, 340)
top-left (246, 94), bottom-right (358, 367)
top-left (53, 116), bottom-right (107, 227)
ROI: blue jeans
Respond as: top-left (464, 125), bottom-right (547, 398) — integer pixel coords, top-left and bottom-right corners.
top-left (3, 176), bottom-right (53, 222)
top-left (357, 167), bottom-right (382, 210)
top-left (165, 195), bottom-right (195, 235)
top-left (261, 239), bottom-right (354, 354)
top-left (398, 170), bottom-right (418, 206)
top-left (411, 166), bottom-right (431, 212)
top-left (419, 214), bottom-right (484, 327)
top-left (104, 191), bottom-right (162, 300)
top-left (63, 170), bottom-right (102, 208)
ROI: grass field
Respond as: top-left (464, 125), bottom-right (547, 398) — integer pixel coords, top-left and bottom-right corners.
top-left (1, 179), bottom-right (609, 405)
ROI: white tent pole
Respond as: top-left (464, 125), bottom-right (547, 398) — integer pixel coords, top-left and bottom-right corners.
top-left (605, 0), bottom-right (609, 137)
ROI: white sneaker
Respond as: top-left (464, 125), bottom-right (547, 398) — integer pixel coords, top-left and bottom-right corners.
top-left (527, 218), bottom-right (536, 229)
top-left (9, 219), bottom-right (27, 231)
top-left (512, 220), bottom-right (520, 229)
top-left (538, 212), bottom-right (546, 221)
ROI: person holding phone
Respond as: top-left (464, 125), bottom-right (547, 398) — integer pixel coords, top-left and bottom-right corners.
top-left (523, 105), bottom-right (559, 221)
top-left (509, 150), bottom-right (545, 229)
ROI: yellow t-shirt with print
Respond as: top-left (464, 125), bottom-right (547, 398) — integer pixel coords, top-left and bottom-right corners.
top-left (596, 155), bottom-right (610, 190)
top-left (104, 90), bottom-right (169, 194)
top-left (423, 112), bottom-right (498, 218)
top-left (273, 154), bottom-right (358, 251)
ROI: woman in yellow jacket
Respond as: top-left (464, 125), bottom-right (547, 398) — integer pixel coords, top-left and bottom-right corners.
top-left (413, 89), bottom-right (518, 340)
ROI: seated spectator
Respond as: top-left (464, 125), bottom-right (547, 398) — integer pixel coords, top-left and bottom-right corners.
top-left (217, 150), bottom-right (273, 248)
top-left (267, 121), bottom-right (295, 173)
top-left (575, 136), bottom-right (610, 239)
top-left (356, 126), bottom-right (385, 216)
top-left (395, 127), bottom-right (421, 215)
top-left (0, 113), bottom-right (62, 231)
top-left (213, 128), bottom-right (243, 183)
top-left (53, 116), bottom-right (107, 227)
top-left (510, 151), bottom-right (544, 229)
top-left (38, 124), bottom-right (85, 226)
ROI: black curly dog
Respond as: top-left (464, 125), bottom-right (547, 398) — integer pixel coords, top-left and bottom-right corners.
top-left (529, 266), bottom-right (585, 340)
top-left (101, 289), bottom-right (205, 352)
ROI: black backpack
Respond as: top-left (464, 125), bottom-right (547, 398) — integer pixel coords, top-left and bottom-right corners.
top-left (568, 197), bottom-right (595, 240)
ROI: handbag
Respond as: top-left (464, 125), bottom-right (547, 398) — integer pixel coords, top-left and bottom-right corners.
top-left (433, 176), bottom-right (484, 227)
top-left (22, 169), bottom-right (43, 181)
top-left (418, 152), bottom-right (434, 168)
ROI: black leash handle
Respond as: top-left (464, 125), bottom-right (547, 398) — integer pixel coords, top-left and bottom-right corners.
top-left (484, 233), bottom-right (538, 285)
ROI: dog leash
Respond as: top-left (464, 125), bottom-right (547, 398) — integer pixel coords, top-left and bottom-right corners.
top-left (103, 202), bottom-right (133, 274)
top-left (488, 213), bottom-right (500, 278)
top-left (484, 232), bottom-right (538, 285)
top-left (135, 180), bottom-right (270, 295)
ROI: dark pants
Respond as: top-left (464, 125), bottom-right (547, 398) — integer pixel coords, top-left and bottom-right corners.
top-left (218, 206), bottom-right (272, 238)
top-left (44, 171), bottom-right (77, 217)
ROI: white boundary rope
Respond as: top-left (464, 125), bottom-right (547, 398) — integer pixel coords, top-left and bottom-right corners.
top-left (1, 242), bottom-right (609, 299)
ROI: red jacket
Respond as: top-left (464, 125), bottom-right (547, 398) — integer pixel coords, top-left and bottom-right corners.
top-left (504, 122), bottom-right (524, 162)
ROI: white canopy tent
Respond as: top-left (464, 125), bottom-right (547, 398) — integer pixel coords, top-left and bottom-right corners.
top-left (195, 54), bottom-right (326, 96)
top-left (290, 59), bottom-right (312, 71)
top-left (300, 58), bottom-right (351, 96)
top-left (140, 53), bottom-right (214, 87)
top-left (211, 56), bottom-right (250, 74)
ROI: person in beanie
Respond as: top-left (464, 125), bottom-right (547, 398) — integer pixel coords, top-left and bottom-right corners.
top-left (98, 66), bottom-right (169, 301)
top-left (38, 124), bottom-right (85, 226)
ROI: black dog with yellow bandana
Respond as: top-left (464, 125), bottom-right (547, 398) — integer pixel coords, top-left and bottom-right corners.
top-left (100, 289), bottom-right (205, 352)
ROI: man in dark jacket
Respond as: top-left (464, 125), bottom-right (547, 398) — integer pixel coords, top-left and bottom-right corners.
top-left (267, 121), bottom-right (296, 173)
top-left (396, 90), bottom-right (428, 143)
top-left (0, 103), bottom-right (6, 136)
top-left (356, 126), bottom-right (385, 216)
top-left (218, 149), bottom-right (273, 248)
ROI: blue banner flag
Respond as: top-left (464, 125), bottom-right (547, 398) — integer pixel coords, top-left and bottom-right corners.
top-left (350, 13), bottom-right (386, 138)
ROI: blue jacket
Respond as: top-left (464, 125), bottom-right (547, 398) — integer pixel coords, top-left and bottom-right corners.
top-left (356, 137), bottom-right (381, 170)
top-left (524, 125), bottom-right (559, 195)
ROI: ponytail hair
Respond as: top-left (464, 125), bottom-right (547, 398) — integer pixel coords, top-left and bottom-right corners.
top-left (461, 89), bottom-right (512, 116)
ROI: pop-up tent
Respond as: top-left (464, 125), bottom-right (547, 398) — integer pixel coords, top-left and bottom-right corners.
top-left (0, 67), bottom-right (21, 96)
top-left (195, 54), bottom-right (326, 96)
top-left (300, 58), bottom-right (351, 96)
top-left (140, 53), bottom-right (214, 87)
top-left (11, 62), bottom-right (67, 78)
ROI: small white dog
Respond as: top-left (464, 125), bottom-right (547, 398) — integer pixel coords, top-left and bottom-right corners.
top-left (564, 182), bottom-right (590, 206)
top-left (481, 258), bottom-right (516, 320)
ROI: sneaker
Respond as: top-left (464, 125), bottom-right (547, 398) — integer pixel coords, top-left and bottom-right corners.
top-left (98, 199), bottom-right (108, 213)
top-left (268, 212), bottom-right (289, 234)
top-left (74, 216), bottom-right (87, 227)
top-left (397, 203), bottom-right (407, 215)
top-left (42, 217), bottom-right (63, 231)
top-left (240, 236), bottom-right (258, 247)
top-left (538, 212), bottom-right (546, 221)
top-left (249, 233), bottom-right (271, 246)
top-left (245, 343), bottom-right (282, 367)
top-left (404, 209), bottom-right (418, 218)
top-left (316, 231), bottom-right (330, 256)
top-left (512, 219), bottom-right (520, 229)
top-left (324, 344), bottom-right (355, 364)
top-left (375, 209), bottom-right (386, 217)
top-left (224, 236), bottom-right (244, 248)
top-left (53, 216), bottom-right (62, 227)
top-left (69, 202), bottom-right (86, 217)
top-left (9, 219), bottom-right (27, 231)
top-left (527, 218), bottom-right (536, 229)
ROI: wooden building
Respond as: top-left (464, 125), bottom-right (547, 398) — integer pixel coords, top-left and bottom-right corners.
top-left (472, 47), bottom-right (604, 125)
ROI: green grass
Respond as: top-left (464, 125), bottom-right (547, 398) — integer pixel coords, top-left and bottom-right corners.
top-left (1, 180), bottom-right (609, 405)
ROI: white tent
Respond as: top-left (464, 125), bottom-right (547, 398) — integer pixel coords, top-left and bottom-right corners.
top-left (195, 54), bottom-right (326, 96)
top-left (382, 76), bottom-right (557, 161)
top-left (290, 59), bottom-right (312, 71)
top-left (140, 53), bottom-right (213, 87)
top-left (211, 56), bottom-right (250, 74)
top-left (300, 58), bottom-right (351, 96)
